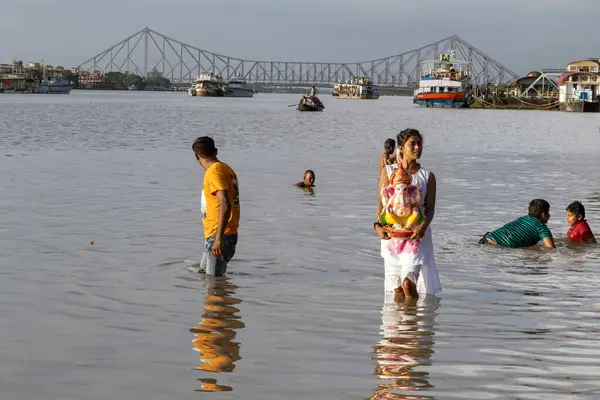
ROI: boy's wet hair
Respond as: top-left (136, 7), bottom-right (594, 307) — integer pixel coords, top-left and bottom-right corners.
top-left (396, 128), bottom-right (423, 159)
top-left (192, 136), bottom-right (218, 158)
top-left (384, 138), bottom-right (395, 150)
top-left (528, 199), bottom-right (550, 219)
top-left (304, 169), bottom-right (315, 177)
top-left (566, 201), bottom-right (585, 219)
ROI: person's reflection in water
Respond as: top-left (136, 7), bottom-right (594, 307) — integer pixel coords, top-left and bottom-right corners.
top-left (302, 186), bottom-right (315, 196)
top-left (368, 295), bottom-right (440, 400)
top-left (190, 276), bottom-right (245, 392)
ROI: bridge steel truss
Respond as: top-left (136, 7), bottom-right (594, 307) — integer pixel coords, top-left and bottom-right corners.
top-left (76, 27), bottom-right (519, 87)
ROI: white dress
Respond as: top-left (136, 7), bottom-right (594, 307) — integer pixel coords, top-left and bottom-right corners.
top-left (380, 164), bottom-right (442, 299)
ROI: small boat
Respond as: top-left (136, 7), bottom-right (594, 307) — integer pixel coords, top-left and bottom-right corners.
top-left (224, 76), bottom-right (255, 98)
top-left (332, 76), bottom-right (380, 99)
top-left (413, 50), bottom-right (472, 108)
top-left (297, 95), bottom-right (324, 111)
top-left (188, 72), bottom-right (225, 97)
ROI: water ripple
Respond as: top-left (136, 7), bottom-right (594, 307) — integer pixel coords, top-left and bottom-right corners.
top-left (0, 92), bottom-right (599, 399)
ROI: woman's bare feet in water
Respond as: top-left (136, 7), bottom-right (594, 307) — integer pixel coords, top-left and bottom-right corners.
top-left (401, 278), bottom-right (418, 299)
top-left (394, 287), bottom-right (405, 303)
top-left (394, 286), bottom-right (420, 305)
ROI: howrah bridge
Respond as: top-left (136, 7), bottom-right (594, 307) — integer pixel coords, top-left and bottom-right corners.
top-left (76, 27), bottom-right (520, 89)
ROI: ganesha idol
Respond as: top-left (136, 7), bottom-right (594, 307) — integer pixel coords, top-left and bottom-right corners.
top-left (379, 167), bottom-right (424, 253)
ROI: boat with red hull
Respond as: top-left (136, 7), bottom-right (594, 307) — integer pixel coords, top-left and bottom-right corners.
top-left (413, 51), bottom-right (473, 108)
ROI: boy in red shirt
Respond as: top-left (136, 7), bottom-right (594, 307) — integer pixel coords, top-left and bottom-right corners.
top-left (566, 201), bottom-right (596, 243)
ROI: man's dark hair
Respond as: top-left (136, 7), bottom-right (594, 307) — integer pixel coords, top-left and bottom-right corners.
top-left (566, 201), bottom-right (585, 219)
top-left (384, 138), bottom-right (395, 151)
top-left (192, 136), bottom-right (217, 158)
top-left (528, 199), bottom-right (550, 219)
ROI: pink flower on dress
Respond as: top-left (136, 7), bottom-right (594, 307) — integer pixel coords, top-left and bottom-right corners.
top-left (386, 238), bottom-right (420, 255)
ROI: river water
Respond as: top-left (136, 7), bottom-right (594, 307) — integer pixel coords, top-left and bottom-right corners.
top-left (1, 91), bottom-right (600, 400)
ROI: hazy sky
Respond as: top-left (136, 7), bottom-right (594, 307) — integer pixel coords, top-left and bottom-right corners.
top-left (1, 0), bottom-right (599, 75)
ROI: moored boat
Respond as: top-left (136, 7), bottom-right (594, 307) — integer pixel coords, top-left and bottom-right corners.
top-left (188, 72), bottom-right (225, 97)
top-left (413, 51), bottom-right (472, 108)
top-left (332, 76), bottom-right (379, 99)
top-left (37, 75), bottom-right (72, 94)
top-left (297, 95), bottom-right (324, 111)
top-left (558, 59), bottom-right (600, 112)
top-left (469, 72), bottom-right (559, 110)
top-left (223, 76), bottom-right (255, 98)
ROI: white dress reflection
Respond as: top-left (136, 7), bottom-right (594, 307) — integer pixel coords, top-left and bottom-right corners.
top-left (368, 295), bottom-right (440, 399)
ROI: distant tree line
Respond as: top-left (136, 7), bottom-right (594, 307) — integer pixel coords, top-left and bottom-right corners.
top-left (97, 72), bottom-right (171, 90)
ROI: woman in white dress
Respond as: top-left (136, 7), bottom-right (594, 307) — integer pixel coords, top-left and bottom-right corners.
top-left (374, 129), bottom-right (442, 301)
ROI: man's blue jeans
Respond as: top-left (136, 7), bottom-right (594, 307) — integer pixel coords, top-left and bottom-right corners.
top-left (200, 234), bottom-right (238, 276)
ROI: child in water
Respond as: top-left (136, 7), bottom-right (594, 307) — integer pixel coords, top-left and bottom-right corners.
top-left (566, 201), bottom-right (596, 243)
top-left (379, 138), bottom-right (396, 172)
top-left (479, 199), bottom-right (556, 248)
top-left (293, 170), bottom-right (315, 188)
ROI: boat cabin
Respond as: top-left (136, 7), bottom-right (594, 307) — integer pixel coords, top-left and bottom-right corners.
top-left (558, 71), bottom-right (600, 102)
top-left (196, 72), bottom-right (224, 83)
top-left (418, 80), bottom-right (465, 94)
top-left (567, 60), bottom-right (600, 73)
top-left (228, 78), bottom-right (247, 85)
top-left (420, 52), bottom-right (471, 81)
top-left (347, 76), bottom-right (372, 86)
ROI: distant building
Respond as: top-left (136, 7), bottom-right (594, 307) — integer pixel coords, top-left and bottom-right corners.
top-left (78, 70), bottom-right (104, 85)
top-left (147, 68), bottom-right (162, 80)
top-left (512, 71), bottom-right (557, 98)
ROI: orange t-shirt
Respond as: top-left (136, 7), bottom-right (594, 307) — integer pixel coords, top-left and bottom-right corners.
top-left (201, 162), bottom-right (240, 238)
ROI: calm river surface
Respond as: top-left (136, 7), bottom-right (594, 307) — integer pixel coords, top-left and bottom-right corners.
top-left (1, 91), bottom-right (600, 399)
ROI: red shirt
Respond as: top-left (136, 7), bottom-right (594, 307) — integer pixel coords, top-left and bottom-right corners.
top-left (567, 220), bottom-right (594, 242)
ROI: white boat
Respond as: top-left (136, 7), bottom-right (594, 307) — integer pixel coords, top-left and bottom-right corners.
top-left (37, 75), bottom-right (72, 94)
top-left (188, 72), bottom-right (225, 97)
top-left (224, 77), bottom-right (255, 98)
top-left (413, 50), bottom-right (472, 108)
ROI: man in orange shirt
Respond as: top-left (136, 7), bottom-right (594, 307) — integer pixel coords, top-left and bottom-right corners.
top-left (193, 136), bottom-right (240, 276)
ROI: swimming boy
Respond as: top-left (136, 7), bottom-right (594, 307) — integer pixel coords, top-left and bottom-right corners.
top-left (293, 170), bottom-right (315, 188)
top-left (379, 138), bottom-right (396, 172)
top-left (479, 199), bottom-right (555, 248)
top-left (193, 136), bottom-right (240, 276)
top-left (566, 201), bottom-right (596, 243)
